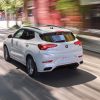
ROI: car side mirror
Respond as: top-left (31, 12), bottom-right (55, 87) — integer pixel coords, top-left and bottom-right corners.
top-left (8, 34), bottom-right (13, 38)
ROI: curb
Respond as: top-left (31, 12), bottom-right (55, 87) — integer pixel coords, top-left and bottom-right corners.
top-left (77, 36), bottom-right (100, 54)
top-left (83, 45), bottom-right (100, 54)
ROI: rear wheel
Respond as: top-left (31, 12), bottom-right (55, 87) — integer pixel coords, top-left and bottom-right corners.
top-left (4, 45), bottom-right (11, 61)
top-left (26, 56), bottom-right (37, 77)
top-left (67, 63), bottom-right (79, 70)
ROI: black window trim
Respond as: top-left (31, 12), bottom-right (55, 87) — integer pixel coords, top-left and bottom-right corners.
top-left (40, 32), bottom-right (75, 43)
top-left (13, 29), bottom-right (24, 39)
top-left (13, 28), bottom-right (35, 40)
top-left (23, 29), bottom-right (35, 40)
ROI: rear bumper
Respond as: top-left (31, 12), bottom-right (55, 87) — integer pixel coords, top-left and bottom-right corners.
top-left (51, 61), bottom-right (83, 69)
top-left (37, 59), bottom-right (83, 72)
top-left (36, 49), bottom-right (83, 72)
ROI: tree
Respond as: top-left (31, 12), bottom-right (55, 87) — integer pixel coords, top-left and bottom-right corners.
top-left (56, 0), bottom-right (79, 14)
top-left (9, 0), bottom-right (23, 27)
top-left (23, 0), bottom-right (28, 23)
top-left (0, 4), bottom-right (2, 10)
top-left (0, 0), bottom-right (11, 27)
top-left (0, 0), bottom-right (23, 28)
top-left (56, 0), bottom-right (82, 27)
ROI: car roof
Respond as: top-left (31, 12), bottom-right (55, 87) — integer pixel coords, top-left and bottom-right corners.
top-left (22, 25), bottom-right (71, 34)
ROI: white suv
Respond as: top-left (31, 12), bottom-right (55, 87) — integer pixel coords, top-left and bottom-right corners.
top-left (3, 25), bottom-right (83, 77)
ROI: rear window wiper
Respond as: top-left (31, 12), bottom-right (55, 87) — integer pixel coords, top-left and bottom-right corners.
top-left (54, 40), bottom-right (65, 42)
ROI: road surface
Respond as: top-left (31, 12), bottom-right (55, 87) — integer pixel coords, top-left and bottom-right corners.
top-left (0, 29), bottom-right (100, 100)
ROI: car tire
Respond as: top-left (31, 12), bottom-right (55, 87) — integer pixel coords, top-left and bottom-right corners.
top-left (26, 56), bottom-right (37, 77)
top-left (68, 63), bottom-right (79, 70)
top-left (4, 45), bottom-right (11, 61)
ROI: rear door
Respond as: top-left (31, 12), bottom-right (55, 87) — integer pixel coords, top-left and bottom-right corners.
top-left (10, 29), bottom-right (25, 61)
top-left (11, 29), bottom-right (35, 63)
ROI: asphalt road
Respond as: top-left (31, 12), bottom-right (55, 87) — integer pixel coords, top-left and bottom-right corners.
top-left (0, 29), bottom-right (100, 100)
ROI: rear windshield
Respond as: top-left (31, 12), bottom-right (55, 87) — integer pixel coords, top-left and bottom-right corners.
top-left (40, 32), bottom-right (75, 43)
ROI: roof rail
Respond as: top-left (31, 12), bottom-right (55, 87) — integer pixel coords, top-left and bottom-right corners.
top-left (23, 26), bottom-right (41, 30)
top-left (43, 25), bottom-right (64, 28)
top-left (30, 26), bottom-right (41, 30)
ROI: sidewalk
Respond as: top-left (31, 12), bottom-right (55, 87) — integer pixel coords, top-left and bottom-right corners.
top-left (0, 21), bottom-right (22, 29)
top-left (0, 29), bottom-right (16, 39)
top-left (66, 27), bottom-right (100, 53)
top-left (0, 29), bottom-right (16, 51)
top-left (77, 35), bottom-right (100, 53)
top-left (0, 41), bottom-right (3, 48)
top-left (0, 41), bottom-right (3, 57)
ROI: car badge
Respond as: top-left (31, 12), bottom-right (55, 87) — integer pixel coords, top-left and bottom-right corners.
top-left (65, 45), bottom-right (68, 48)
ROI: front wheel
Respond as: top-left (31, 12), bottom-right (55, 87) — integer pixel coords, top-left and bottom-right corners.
top-left (4, 46), bottom-right (11, 61)
top-left (26, 56), bottom-right (37, 77)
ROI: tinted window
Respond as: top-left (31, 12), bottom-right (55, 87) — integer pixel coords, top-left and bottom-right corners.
top-left (20, 30), bottom-right (35, 40)
top-left (14, 29), bottom-right (24, 38)
top-left (13, 29), bottom-right (35, 40)
top-left (40, 32), bottom-right (75, 43)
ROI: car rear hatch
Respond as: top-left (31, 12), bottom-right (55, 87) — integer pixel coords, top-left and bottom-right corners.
top-left (39, 31), bottom-right (83, 64)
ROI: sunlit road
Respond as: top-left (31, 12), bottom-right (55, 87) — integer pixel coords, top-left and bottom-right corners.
top-left (0, 48), bottom-right (100, 100)
top-left (0, 29), bottom-right (100, 100)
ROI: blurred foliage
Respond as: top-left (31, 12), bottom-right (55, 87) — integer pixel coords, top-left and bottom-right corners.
top-left (0, 0), bottom-right (11, 11)
top-left (22, 20), bottom-right (32, 27)
top-left (0, 0), bottom-right (23, 27)
top-left (0, 4), bottom-right (2, 10)
top-left (80, 6), bottom-right (90, 15)
top-left (0, 0), bottom-right (23, 14)
top-left (56, 0), bottom-right (90, 15)
top-left (56, 0), bottom-right (78, 14)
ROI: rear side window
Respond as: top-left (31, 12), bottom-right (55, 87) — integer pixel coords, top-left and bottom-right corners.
top-left (40, 32), bottom-right (75, 43)
top-left (21, 29), bottom-right (35, 40)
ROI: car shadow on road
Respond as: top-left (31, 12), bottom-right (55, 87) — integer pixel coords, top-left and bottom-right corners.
top-left (35, 67), bottom-right (96, 87)
top-left (10, 60), bottom-right (96, 88)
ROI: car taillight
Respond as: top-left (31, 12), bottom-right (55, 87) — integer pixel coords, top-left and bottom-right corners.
top-left (42, 60), bottom-right (53, 63)
top-left (38, 44), bottom-right (57, 50)
top-left (74, 40), bottom-right (82, 46)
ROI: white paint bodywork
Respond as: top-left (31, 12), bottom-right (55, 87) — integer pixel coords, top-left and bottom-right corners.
top-left (4, 27), bottom-right (83, 72)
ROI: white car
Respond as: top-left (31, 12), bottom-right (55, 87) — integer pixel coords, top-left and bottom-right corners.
top-left (3, 25), bottom-right (83, 77)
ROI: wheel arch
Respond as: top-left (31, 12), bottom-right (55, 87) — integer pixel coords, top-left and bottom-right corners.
top-left (26, 54), bottom-right (33, 61)
top-left (25, 53), bottom-right (36, 65)
top-left (26, 53), bottom-right (38, 72)
top-left (3, 44), bottom-right (7, 48)
top-left (25, 50), bottom-right (40, 72)
top-left (3, 43), bottom-right (10, 52)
